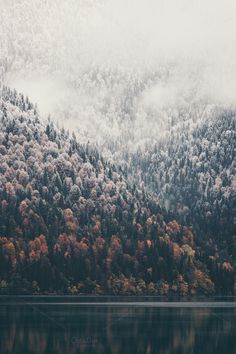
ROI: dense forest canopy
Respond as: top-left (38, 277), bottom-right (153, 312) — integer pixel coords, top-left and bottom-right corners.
top-left (0, 88), bottom-right (235, 295)
top-left (128, 110), bottom-right (236, 255)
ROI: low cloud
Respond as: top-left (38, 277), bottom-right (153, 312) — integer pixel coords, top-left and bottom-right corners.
top-left (1, 0), bottom-right (236, 154)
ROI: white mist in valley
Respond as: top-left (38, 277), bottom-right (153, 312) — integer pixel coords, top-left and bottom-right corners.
top-left (1, 0), bottom-right (236, 158)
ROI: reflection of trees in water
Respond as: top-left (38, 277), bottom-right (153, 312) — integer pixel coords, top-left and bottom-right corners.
top-left (0, 305), bottom-right (235, 354)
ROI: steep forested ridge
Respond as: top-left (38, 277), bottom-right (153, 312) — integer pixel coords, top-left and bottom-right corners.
top-left (1, 88), bottom-right (234, 295)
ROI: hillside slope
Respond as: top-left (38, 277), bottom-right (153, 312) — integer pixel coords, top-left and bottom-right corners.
top-left (128, 111), bottom-right (236, 293)
top-left (1, 88), bottom-right (233, 295)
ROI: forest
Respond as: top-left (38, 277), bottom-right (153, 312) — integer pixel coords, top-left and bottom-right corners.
top-left (0, 87), bottom-right (234, 295)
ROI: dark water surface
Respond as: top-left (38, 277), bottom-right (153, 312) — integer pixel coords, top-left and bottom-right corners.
top-left (0, 297), bottom-right (235, 354)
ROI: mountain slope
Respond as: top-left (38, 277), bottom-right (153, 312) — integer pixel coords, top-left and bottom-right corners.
top-left (1, 88), bottom-right (232, 295)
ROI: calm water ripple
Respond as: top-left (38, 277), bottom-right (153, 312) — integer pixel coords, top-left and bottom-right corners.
top-left (0, 297), bottom-right (235, 354)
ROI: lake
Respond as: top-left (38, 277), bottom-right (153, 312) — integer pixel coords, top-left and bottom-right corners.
top-left (0, 297), bottom-right (235, 354)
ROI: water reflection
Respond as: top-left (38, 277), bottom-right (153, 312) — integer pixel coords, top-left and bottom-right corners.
top-left (0, 302), bottom-right (235, 354)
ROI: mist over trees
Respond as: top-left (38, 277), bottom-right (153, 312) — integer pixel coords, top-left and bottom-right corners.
top-left (1, 0), bottom-right (236, 157)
